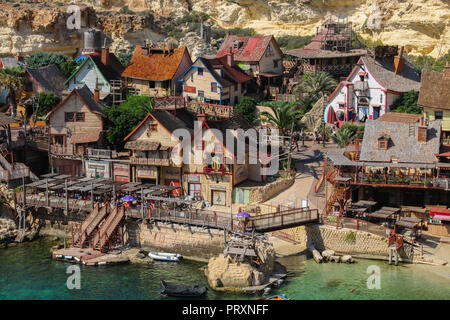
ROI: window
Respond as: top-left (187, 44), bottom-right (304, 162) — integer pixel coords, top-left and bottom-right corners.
top-left (198, 68), bottom-right (203, 76)
top-left (435, 111), bottom-right (443, 120)
top-left (76, 112), bottom-right (85, 122)
top-left (266, 45), bottom-right (273, 56)
top-left (212, 190), bottom-right (226, 206)
top-left (378, 140), bottom-right (387, 149)
top-left (149, 81), bottom-right (155, 88)
top-left (53, 135), bottom-right (64, 146)
top-left (188, 183), bottom-right (202, 198)
top-left (65, 112), bottom-right (74, 122)
top-left (148, 122), bottom-right (157, 132)
top-left (211, 82), bottom-right (217, 93)
top-left (198, 90), bottom-right (204, 98)
top-left (190, 73), bottom-right (193, 82)
top-left (273, 60), bottom-right (278, 68)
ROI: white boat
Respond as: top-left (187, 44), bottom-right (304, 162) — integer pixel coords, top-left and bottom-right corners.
top-left (148, 252), bottom-right (182, 262)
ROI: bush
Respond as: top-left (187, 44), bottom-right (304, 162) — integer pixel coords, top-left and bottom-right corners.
top-left (118, 52), bottom-right (133, 68)
top-left (276, 35), bottom-right (313, 50)
top-left (345, 231), bottom-right (356, 242)
top-left (235, 97), bottom-right (257, 123)
top-left (104, 95), bottom-right (154, 149)
top-left (120, 5), bottom-right (134, 14)
top-left (25, 52), bottom-right (68, 69)
top-left (409, 50), bottom-right (450, 74)
top-left (340, 123), bottom-right (365, 139)
top-left (36, 92), bottom-right (60, 117)
top-left (392, 90), bottom-right (421, 114)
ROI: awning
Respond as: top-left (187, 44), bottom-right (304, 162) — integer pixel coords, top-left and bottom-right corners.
top-left (433, 215), bottom-right (450, 222)
top-left (124, 141), bottom-right (160, 151)
top-left (71, 131), bottom-right (101, 144)
top-left (258, 72), bottom-right (280, 77)
top-left (429, 208), bottom-right (450, 216)
top-left (396, 221), bottom-right (417, 229)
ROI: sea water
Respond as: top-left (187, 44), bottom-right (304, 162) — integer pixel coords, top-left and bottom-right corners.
top-left (0, 238), bottom-right (449, 300)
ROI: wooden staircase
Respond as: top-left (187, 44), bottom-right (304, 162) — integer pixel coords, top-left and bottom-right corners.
top-left (73, 203), bottom-right (109, 248)
top-left (322, 185), bottom-right (348, 216)
top-left (91, 205), bottom-right (125, 252)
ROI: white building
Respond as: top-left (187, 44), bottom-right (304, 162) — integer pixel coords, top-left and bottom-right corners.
top-left (324, 47), bottom-right (421, 125)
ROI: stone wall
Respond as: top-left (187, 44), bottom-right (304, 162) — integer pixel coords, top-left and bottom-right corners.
top-left (136, 221), bottom-right (226, 259)
top-left (283, 225), bottom-right (390, 257)
top-left (241, 177), bottom-right (295, 204)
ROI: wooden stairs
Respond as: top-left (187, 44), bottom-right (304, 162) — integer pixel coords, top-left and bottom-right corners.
top-left (91, 205), bottom-right (125, 252)
top-left (73, 203), bottom-right (110, 248)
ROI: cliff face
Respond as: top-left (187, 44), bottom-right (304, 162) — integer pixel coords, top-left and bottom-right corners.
top-left (0, 0), bottom-right (448, 58)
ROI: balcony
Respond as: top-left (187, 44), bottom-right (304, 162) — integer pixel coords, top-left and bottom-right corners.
top-left (347, 172), bottom-right (450, 190)
top-left (130, 156), bottom-right (170, 166)
top-left (87, 148), bottom-right (116, 159)
top-left (203, 166), bottom-right (225, 175)
top-left (50, 145), bottom-right (74, 156)
top-left (354, 81), bottom-right (369, 92)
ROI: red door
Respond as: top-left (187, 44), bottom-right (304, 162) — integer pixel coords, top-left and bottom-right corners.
top-left (165, 179), bottom-right (180, 196)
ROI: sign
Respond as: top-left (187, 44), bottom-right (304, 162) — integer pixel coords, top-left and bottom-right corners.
top-left (113, 163), bottom-right (129, 182)
top-left (184, 86), bottom-right (196, 93)
top-left (164, 168), bottom-right (180, 179)
top-left (85, 160), bottom-right (110, 179)
top-left (137, 166), bottom-right (157, 179)
top-left (211, 184), bottom-right (226, 190)
top-left (188, 174), bottom-right (200, 182)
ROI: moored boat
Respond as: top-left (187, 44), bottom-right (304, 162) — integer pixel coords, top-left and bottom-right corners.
top-left (160, 280), bottom-right (207, 297)
top-left (148, 252), bottom-right (182, 262)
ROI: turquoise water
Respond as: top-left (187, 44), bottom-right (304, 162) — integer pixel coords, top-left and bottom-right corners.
top-left (0, 238), bottom-right (449, 300)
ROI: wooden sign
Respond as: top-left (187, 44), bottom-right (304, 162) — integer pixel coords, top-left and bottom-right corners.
top-left (184, 86), bottom-right (196, 93)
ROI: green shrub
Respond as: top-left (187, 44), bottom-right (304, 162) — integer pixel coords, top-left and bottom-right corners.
top-left (276, 35), bottom-right (313, 50)
top-left (120, 5), bottom-right (134, 14)
top-left (235, 97), bottom-right (257, 123)
top-left (345, 231), bottom-right (356, 242)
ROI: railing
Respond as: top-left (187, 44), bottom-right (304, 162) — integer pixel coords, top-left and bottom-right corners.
top-left (354, 81), bottom-right (369, 91)
top-left (0, 167), bottom-right (30, 181)
top-left (203, 166), bottom-right (225, 174)
top-left (250, 208), bottom-right (320, 232)
top-left (301, 63), bottom-right (354, 74)
top-left (323, 215), bottom-right (392, 238)
top-left (87, 148), bottom-right (115, 159)
top-left (186, 101), bottom-right (233, 119)
top-left (351, 173), bottom-right (443, 188)
top-left (154, 96), bottom-right (185, 110)
top-left (17, 194), bottom-right (92, 211)
top-left (50, 145), bottom-right (74, 156)
top-left (130, 156), bottom-right (170, 166)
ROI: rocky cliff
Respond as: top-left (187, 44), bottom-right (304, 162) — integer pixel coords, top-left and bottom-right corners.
top-left (0, 0), bottom-right (448, 58)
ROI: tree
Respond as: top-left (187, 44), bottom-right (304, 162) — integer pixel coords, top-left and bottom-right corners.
top-left (339, 123), bottom-right (365, 140)
top-left (259, 101), bottom-right (302, 135)
top-left (0, 66), bottom-right (25, 117)
top-left (332, 127), bottom-right (355, 148)
top-left (104, 95), bottom-right (154, 149)
top-left (36, 92), bottom-right (60, 117)
top-left (59, 60), bottom-right (81, 78)
top-left (392, 90), bottom-right (421, 114)
top-left (234, 96), bottom-right (257, 123)
top-left (118, 52), bottom-right (133, 67)
top-left (25, 52), bottom-right (68, 69)
top-left (295, 71), bottom-right (338, 99)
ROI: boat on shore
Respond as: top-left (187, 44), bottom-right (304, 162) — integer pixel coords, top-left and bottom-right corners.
top-left (258, 294), bottom-right (289, 300)
top-left (160, 280), bottom-right (207, 297)
top-left (148, 252), bottom-right (182, 262)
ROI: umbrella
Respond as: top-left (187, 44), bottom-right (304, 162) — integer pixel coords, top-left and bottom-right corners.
top-left (121, 195), bottom-right (137, 202)
top-left (236, 212), bottom-right (251, 218)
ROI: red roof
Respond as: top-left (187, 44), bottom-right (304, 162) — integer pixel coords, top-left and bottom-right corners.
top-left (199, 56), bottom-right (251, 87)
top-left (430, 208), bottom-right (450, 216)
top-left (217, 35), bottom-right (282, 62)
top-left (436, 144), bottom-right (450, 157)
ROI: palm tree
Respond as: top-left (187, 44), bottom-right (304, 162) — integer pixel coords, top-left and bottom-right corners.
top-left (259, 101), bottom-right (302, 136)
top-left (294, 71), bottom-right (338, 99)
top-left (332, 127), bottom-right (355, 148)
top-left (0, 66), bottom-right (25, 117)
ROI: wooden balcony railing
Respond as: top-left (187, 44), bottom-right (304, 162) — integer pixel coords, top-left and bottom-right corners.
top-left (50, 145), bottom-right (74, 156)
top-left (130, 156), bottom-right (170, 166)
top-left (354, 81), bottom-right (369, 91)
top-left (87, 148), bottom-right (115, 159)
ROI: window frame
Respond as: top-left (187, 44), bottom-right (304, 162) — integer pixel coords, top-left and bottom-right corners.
top-left (197, 68), bottom-right (204, 76)
top-left (75, 112), bottom-right (85, 122)
top-left (65, 112), bottom-right (74, 122)
top-left (435, 111), bottom-right (443, 120)
top-left (211, 82), bottom-right (217, 93)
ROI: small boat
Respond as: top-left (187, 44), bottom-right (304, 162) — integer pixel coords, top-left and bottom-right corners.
top-left (160, 280), bottom-right (207, 298)
top-left (258, 294), bottom-right (290, 300)
top-left (148, 252), bottom-right (182, 262)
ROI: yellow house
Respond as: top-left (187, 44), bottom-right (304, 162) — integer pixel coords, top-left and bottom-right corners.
top-left (178, 55), bottom-right (251, 106)
top-left (418, 66), bottom-right (450, 140)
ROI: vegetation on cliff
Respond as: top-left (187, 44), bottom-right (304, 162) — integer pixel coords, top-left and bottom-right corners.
top-left (25, 52), bottom-right (80, 78)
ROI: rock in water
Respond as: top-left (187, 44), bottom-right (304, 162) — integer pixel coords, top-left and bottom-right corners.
top-left (330, 255), bottom-right (341, 263)
top-left (321, 250), bottom-right (335, 261)
top-left (308, 245), bottom-right (323, 263)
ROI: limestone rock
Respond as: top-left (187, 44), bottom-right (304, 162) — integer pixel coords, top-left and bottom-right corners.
top-left (330, 255), bottom-right (341, 263)
top-left (321, 250), bottom-right (335, 261)
top-left (341, 255), bottom-right (354, 263)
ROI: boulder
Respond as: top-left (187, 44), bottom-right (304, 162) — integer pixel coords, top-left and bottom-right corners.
top-left (321, 250), bottom-right (335, 261)
top-left (330, 255), bottom-right (341, 263)
top-left (308, 245), bottom-right (323, 263)
top-left (341, 255), bottom-right (354, 263)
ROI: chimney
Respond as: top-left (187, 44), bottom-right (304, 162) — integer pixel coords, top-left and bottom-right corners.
top-left (444, 62), bottom-right (450, 78)
top-left (227, 47), bottom-right (234, 67)
top-left (417, 125), bottom-right (427, 142)
top-left (94, 78), bottom-right (100, 102)
top-left (101, 38), bottom-right (109, 66)
top-left (393, 46), bottom-right (404, 74)
top-left (197, 114), bottom-right (207, 123)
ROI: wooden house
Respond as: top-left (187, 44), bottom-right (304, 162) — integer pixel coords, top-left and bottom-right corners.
top-left (178, 54), bottom-right (251, 106)
top-left (216, 35), bottom-right (284, 88)
top-left (418, 64), bottom-right (450, 141)
top-left (25, 65), bottom-right (67, 98)
top-left (65, 46), bottom-right (124, 101)
top-left (324, 46), bottom-right (421, 125)
top-left (46, 85), bottom-right (106, 175)
top-left (121, 42), bottom-right (192, 97)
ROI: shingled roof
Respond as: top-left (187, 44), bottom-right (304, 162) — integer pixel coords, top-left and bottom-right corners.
top-left (360, 56), bottom-right (421, 92)
top-left (418, 67), bottom-right (450, 111)
top-left (26, 65), bottom-right (67, 96)
top-left (122, 46), bottom-right (190, 81)
top-left (197, 56), bottom-right (251, 87)
top-left (377, 112), bottom-right (422, 123)
top-left (359, 119), bottom-right (441, 164)
top-left (217, 35), bottom-right (282, 62)
top-left (46, 85), bottom-right (105, 119)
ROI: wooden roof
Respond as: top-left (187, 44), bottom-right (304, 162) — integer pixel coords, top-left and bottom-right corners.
top-left (122, 46), bottom-right (190, 81)
top-left (418, 68), bottom-right (450, 111)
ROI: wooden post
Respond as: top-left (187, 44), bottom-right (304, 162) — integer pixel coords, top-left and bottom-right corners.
top-left (90, 181), bottom-right (94, 209)
top-left (141, 187), bottom-right (144, 220)
top-left (46, 178), bottom-right (49, 207)
top-left (112, 183), bottom-right (116, 204)
top-left (65, 179), bottom-right (68, 213)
